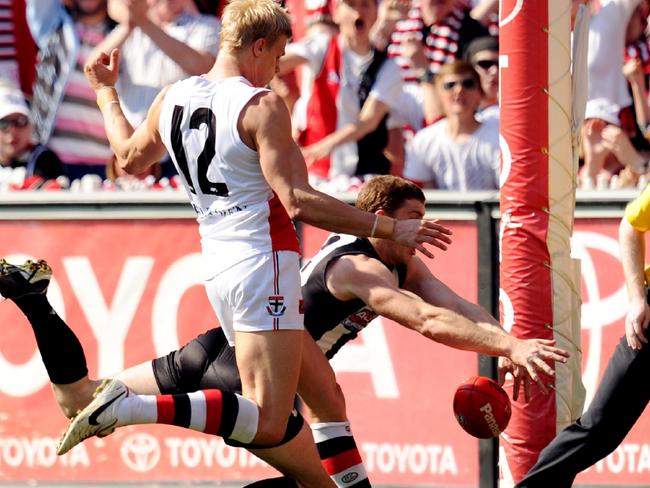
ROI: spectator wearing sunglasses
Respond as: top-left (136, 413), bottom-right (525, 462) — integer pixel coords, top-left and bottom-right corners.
top-left (0, 86), bottom-right (63, 184)
top-left (465, 35), bottom-right (499, 123)
top-left (404, 60), bottom-right (499, 190)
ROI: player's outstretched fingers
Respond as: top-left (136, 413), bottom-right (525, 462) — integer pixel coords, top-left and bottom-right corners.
top-left (526, 366), bottom-right (548, 395)
top-left (415, 244), bottom-right (434, 259)
top-left (530, 353), bottom-right (556, 377)
top-left (522, 376), bottom-right (531, 402)
top-left (394, 219), bottom-right (453, 255)
top-left (540, 347), bottom-right (569, 363)
top-left (537, 339), bottom-right (570, 359)
top-left (422, 221), bottom-right (453, 249)
top-left (511, 372), bottom-right (521, 402)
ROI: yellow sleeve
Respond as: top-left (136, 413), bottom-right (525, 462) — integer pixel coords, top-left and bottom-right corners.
top-left (624, 184), bottom-right (650, 232)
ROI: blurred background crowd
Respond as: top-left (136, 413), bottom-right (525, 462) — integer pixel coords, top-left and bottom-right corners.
top-left (1, 0), bottom-right (650, 193)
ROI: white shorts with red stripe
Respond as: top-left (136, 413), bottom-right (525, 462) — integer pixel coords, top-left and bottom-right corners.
top-left (204, 250), bottom-right (304, 345)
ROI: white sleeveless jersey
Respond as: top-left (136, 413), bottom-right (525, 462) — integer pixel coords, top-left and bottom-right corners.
top-left (159, 76), bottom-right (300, 278)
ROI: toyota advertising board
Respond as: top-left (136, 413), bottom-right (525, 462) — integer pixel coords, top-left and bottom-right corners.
top-left (0, 197), bottom-right (648, 486)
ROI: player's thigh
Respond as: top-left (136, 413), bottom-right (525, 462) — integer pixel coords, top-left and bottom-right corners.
top-left (297, 333), bottom-right (347, 422)
top-left (235, 329), bottom-right (303, 428)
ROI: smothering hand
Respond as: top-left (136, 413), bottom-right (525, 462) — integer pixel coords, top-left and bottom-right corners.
top-left (507, 338), bottom-right (569, 397)
top-left (498, 356), bottom-right (530, 402)
top-left (392, 219), bottom-right (452, 258)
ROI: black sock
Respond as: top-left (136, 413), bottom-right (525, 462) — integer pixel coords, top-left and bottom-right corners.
top-left (12, 294), bottom-right (88, 384)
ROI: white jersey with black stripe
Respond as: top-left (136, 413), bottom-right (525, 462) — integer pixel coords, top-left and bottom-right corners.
top-left (159, 76), bottom-right (300, 278)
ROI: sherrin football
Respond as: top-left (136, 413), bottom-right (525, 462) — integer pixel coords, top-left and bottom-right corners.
top-left (453, 376), bottom-right (511, 439)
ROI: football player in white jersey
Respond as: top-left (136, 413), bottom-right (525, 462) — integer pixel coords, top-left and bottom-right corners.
top-left (70, 0), bottom-right (453, 481)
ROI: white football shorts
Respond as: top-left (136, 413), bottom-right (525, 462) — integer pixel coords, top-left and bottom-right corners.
top-left (204, 250), bottom-right (304, 345)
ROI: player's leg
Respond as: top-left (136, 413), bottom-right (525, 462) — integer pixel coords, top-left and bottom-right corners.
top-left (115, 329), bottom-right (304, 445)
top-left (84, 329), bottom-right (335, 487)
top-left (57, 252), bottom-right (305, 451)
top-left (298, 333), bottom-right (371, 487)
top-left (517, 328), bottom-right (650, 487)
top-left (0, 259), bottom-right (99, 417)
top-left (151, 328), bottom-right (334, 487)
top-left (219, 250), bottom-right (305, 446)
top-left (234, 329), bottom-right (303, 445)
top-left (248, 421), bottom-right (336, 488)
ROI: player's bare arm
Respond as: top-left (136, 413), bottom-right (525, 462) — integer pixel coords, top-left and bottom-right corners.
top-left (619, 217), bottom-right (650, 349)
top-left (242, 90), bottom-right (453, 257)
top-left (326, 254), bottom-right (569, 391)
top-left (84, 48), bottom-right (167, 174)
top-left (403, 256), bottom-right (498, 324)
top-left (402, 256), bottom-right (553, 401)
top-left (303, 96), bottom-right (390, 162)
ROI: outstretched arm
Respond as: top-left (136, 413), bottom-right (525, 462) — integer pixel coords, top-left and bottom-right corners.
top-left (403, 256), bottom-right (496, 324)
top-left (243, 90), bottom-right (453, 257)
top-left (84, 48), bottom-right (167, 174)
top-left (326, 254), bottom-right (569, 392)
top-left (402, 256), bottom-right (542, 400)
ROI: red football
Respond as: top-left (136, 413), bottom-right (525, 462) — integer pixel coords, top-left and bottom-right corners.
top-left (453, 376), bottom-right (512, 439)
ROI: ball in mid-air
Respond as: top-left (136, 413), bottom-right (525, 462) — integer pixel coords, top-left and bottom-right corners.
top-left (453, 376), bottom-right (511, 439)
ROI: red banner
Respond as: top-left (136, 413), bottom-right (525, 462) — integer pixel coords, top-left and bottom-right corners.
top-left (0, 219), bottom-right (479, 486)
top-left (0, 218), bottom-right (649, 484)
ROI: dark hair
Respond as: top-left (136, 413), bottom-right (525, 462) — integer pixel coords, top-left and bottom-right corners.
top-left (464, 36), bottom-right (499, 61)
top-left (356, 176), bottom-right (425, 215)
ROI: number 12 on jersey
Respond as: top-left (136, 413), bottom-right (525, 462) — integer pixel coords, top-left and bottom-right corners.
top-left (170, 105), bottom-right (229, 197)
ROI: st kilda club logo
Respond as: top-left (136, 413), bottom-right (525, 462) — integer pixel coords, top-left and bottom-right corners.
top-left (267, 295), bottom-right (287, 317)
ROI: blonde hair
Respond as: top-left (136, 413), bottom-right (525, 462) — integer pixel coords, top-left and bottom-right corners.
top-left (435, 60), bottom-right (484, 96)
top-left (220, 0), bottom-right (293, 53)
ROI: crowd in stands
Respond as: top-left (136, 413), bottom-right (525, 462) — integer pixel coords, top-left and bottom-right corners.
top-left (1, 0), bottom-right (650, 192)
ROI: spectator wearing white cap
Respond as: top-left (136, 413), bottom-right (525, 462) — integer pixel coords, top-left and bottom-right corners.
top-left (0, 86), bottom-right (63, 182)
top-left (580, 0), bottom-right (646, 187)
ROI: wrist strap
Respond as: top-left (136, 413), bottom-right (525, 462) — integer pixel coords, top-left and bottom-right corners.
top-left (370, 215), bottom-right (395, 239)
top-left (97, 86), bottom-right (119, 111)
